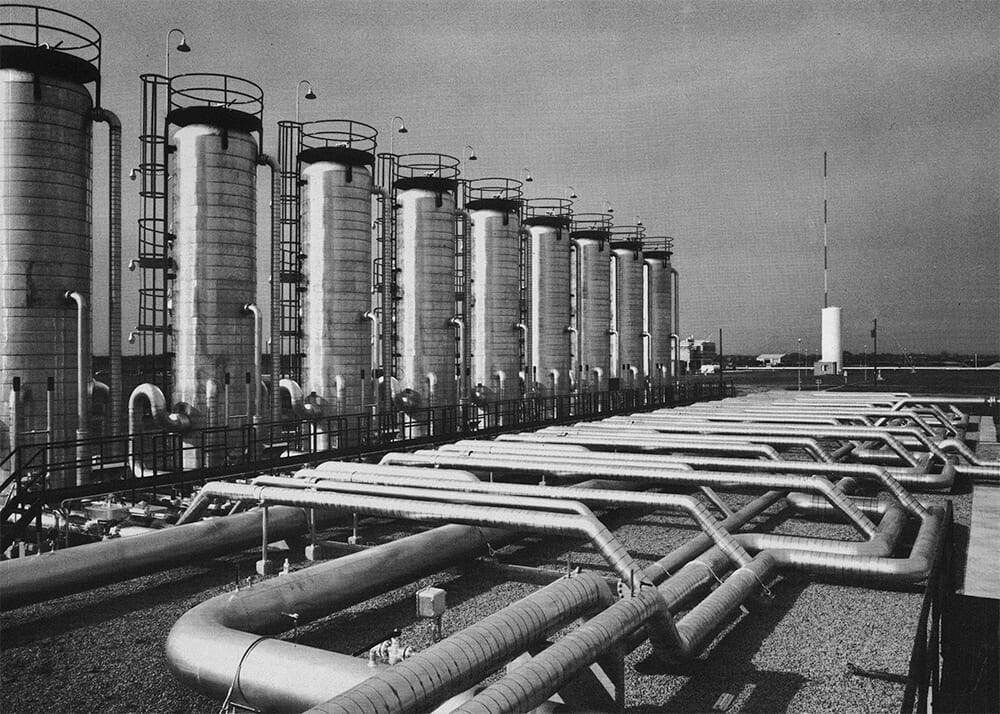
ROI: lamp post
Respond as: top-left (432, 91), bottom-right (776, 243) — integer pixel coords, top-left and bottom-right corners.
top-left (521, 167), bottom-right (533, 183)
top-left (463, 145), bottom-right (477, 177)
top-left (165, 28), bottom-right (190, 78)
top-left (389, 115), bottom-right (408, 156)
top-left (295, 80), bottom-right (316, 123)
top-left (567, 186), bottom-right (577, 199)
top-left (797, 337), bottom-right (802, 391)
top-left (604, 201), bottom-right (614, 215)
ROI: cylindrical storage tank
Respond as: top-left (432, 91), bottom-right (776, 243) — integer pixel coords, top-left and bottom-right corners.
top-left (524, 198), bottom-right (573, 397)
top-left (298, 121), bottom-right (377, 426)
top-left (466, 178), bottom-right (523, 404)
top-left (643, 237), bottom-right (674, 387)
top-left (821, 305), bottom-right (842, 373)
top-left (571, 214), bottom-right (612, 392)
top-left (0, 8), bottom-right (100, 487)
top-left (167, 75), bottom-right (263, 468)
top-left (393, 154), bottom-right (460, 414)
top-left (610, 225), bottom-right (645, 389)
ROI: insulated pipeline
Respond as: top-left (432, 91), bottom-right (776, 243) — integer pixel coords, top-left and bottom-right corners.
top-left (454, 553), bottom-right (775, 714)
top-left (258, 154), bottom-right (282, 425)
top-left (167, 524), bottom-right (514, 712)
top-left (529, 424), bottom-right (839, 463)
top-left (92, 107), bottom-right (123, 438)
top-left (196, 482), bottom-right (644, 584)
top-left (309, 572), bottom-right (615, 714)
top-left (381, 450), bottom-right (879, 537)
top-left (0, 506), bottom-right (319, 610)
top-left (258, 470), bottom-right (752, 568)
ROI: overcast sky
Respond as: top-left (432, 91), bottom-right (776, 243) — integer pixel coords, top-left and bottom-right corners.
top-left (55, 0), bottom-right (998, 355)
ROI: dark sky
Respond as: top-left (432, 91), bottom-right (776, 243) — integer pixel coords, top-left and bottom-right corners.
top-left (53, 0), bottom-right (999, 355)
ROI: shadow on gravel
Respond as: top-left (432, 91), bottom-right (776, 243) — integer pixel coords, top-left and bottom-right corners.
top-left (628, 576), bottom-right (810, 712)
top-left (0, 555), bottom-right (256, 648)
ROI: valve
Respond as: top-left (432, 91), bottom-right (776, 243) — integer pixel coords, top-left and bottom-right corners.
top-left (368, 628), bottom-right (413, 666)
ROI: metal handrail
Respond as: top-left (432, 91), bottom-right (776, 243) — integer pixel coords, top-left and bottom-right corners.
top-left (168, 72), bottom-right (264, 119)
top-left (523, 197), bottom-right (573, 221)
top-left (0, 4), bottom-right (101, 61)
top-left (0, 381), bottom-right (732, 505)
top-left (465, 177), bottom-right (523, 202)
top-left (300, 119), bottom-right (378, 154)
top-left (394, 152), bottom-right (460, 180)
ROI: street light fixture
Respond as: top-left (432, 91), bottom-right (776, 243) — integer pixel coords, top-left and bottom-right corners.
top-left (463, 145), bottom-right (477, 177)
top-left (295, 80), bottom-right (316, 123)
top-left (797, 337), bottom-right (802, 390)
top-left (389, 115), bottom-right (407, 156)
top-left (567, 186), bottom-right (578, 199)
top-left (165, 28), bottom-right (190, 78)
top-left (522, 167), bottom-right (533, 183)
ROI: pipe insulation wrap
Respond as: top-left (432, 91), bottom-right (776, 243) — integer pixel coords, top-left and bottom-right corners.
top-left (309, 572), bottom-right (615, 714)
top-left (0, 506), bottom-right (317, 610)
top-left (167, 523), bottom-right (515, 711)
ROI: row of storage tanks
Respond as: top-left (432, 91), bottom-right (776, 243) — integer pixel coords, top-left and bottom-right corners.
top-left (0, 6), bottom-right (676, 485)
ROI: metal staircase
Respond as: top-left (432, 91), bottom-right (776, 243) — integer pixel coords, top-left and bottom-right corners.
top-left (277, 121), bottom-right (305, 381)
top-left (133, 73), bottom-right (174, 391)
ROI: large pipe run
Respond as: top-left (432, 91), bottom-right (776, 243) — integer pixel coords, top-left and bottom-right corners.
top-left (167, 523), bottom-right (516, 711)
top-left (256, 468), bottom-right (751, 567)
top-left (64, 290), bottom-right (91, 485)
top-left (382, 448), bottom-right (887, 534)
top-left (0, 506), bottom-right (317, 610)
top-left (308, 571), bottom-right (615, 714)
top-left (92, 107), bottom-right (123, 438)
top-left (196, 482), bottom-right (646, 585)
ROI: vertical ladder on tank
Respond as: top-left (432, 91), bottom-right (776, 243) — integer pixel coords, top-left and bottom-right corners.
top-left (454, 181), bottom-right (470, 404)
top-left (374, 153), bottom-right (399, 416)
top-left (277, 122), bottom-right (304, 382)
top-left (134, 74), bottom-right (174, 392)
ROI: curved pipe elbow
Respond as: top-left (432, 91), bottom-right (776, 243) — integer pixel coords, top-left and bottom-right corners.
top-left (91, 107), bottom-right (122, 129)
top-left (128, 383), bottom-right (191, 433)
top-left (280, 378), bottom-right (324, 420)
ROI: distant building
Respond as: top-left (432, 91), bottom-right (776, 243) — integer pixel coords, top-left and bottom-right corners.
top-left (756, 353), bottom-right (786, 367)
top-left (680, 338), bottom-right (717, 373)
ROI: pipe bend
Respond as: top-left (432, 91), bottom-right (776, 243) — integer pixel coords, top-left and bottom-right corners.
top-left (280, 378), bottom-right (323, 420)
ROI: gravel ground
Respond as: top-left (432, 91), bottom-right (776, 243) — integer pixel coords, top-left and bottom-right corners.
top-left (2, 390), bottom-right (976, 713)
top-left (1, 493), bottom-right (952, 714)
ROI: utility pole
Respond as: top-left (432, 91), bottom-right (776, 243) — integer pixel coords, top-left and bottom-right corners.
top-left (871, 318), bottom-right (878, 379)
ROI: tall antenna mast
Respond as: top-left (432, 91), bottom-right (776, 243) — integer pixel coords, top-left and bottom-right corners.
top-left (823, 151), bottom-right (828, 309)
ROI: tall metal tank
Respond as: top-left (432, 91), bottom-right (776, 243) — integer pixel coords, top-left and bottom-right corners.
top-left (393, 153), bottom-right (460, 412)
top-left (466, 178), bottom-right (523, 402)
top-left (571, 213), bottom-right (613, 392)
top-left (298, 120), bottom-right (377, 417)
top-left (643, 236), bottom-right (674, 386)
top-left (610, 225), bottom-right (646, 388)
top-left (167, 74), bottom-right (263, 466)
top-left (523, 198), bottom-right (573, 397)
top-left (0, 7), bottom-right (100, 486)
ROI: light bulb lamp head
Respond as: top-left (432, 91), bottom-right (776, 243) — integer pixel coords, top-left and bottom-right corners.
top-left (522, 167), bottom-right (533, 183)
top-left (165, 29), bottom-right (190, 78)
top-left (390, 116), bottom-right (407, 156)
top-left (296, 80), bottom-right (317, 123)
top-left (568, 186), bottom-right (577, 199)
